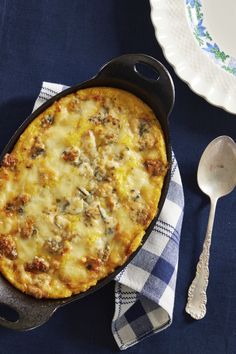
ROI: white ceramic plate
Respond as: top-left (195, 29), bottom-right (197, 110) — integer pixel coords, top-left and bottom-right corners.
top-left (150, 0), bottom-right (236, 114)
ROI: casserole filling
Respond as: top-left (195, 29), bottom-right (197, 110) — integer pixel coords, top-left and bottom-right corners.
top-left (0, 87), bottom-right (167, 298)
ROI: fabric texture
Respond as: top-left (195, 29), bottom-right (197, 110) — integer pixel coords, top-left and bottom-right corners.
top-left (34, 82), bottom-right (184, 351)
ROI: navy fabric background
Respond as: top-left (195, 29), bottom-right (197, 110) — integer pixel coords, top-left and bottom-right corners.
top-left (0, 1), bottom-right (236, 353)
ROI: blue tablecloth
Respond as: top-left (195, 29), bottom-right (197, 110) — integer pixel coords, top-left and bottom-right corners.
top-left (0, 1), bottom-right (235, 353)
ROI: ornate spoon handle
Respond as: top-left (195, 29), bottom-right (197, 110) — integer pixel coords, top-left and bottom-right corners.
top-left (185, 199), bottom-right (217, 320)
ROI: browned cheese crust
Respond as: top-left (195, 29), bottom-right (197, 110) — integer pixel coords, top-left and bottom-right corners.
top-left (0, 87), bottom-right (167, 298)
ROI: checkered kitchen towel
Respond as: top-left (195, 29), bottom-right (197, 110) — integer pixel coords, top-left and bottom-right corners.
top-left (34, 82), bottom-right (184, 350)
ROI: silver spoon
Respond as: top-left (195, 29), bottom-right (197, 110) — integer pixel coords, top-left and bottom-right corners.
top-left (185, 136), bottom-right (236, 320)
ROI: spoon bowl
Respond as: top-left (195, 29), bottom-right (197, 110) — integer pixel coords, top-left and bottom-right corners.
top-left (197, 136), bottom-right (236, 200)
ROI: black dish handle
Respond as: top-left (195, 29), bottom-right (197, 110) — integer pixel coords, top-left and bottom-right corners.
top-left (0, 276), bottom-right (60, 330)
top-left (97, 53), bottom-right (175, 118)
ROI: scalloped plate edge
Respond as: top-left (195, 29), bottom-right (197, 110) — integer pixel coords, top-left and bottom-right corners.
top-left (150, 0), bottom-right (236, 115)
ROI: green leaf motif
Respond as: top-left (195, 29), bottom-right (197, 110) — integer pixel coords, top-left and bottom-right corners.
top-left (187, 6), bottom-right (193, 23)
top-left (195, 1), bottom-right (203, 20)
top-left (213, 49), bottom-right (229, 62)
top-left (222, 65), bottom-right (236, 75)
top-left (194, 30), bottom-right (203, 46)
top-left (205, 31), bottom-right (212, 41)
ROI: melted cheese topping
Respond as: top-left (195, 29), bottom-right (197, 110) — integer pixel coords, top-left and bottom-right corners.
top-left (0, 87), bottom-right (167, 298)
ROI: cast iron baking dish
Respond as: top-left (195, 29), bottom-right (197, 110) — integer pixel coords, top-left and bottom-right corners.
top-left (0, 54), bottom-right (175, 330)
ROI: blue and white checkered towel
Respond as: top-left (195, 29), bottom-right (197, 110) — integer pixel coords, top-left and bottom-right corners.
top-left (34, 82), bottom-right (184, 351)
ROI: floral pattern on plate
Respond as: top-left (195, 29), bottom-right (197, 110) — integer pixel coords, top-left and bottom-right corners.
top-left (186, 0), bottom-right (236, 76)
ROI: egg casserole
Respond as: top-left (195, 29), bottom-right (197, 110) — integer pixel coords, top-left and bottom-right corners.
top-left (0, 87), bottom-right (167, 298)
